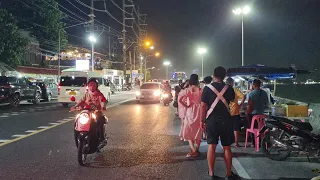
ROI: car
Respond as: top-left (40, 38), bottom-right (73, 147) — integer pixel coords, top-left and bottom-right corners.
top-left (58, 71), bottom-right (111, 107)
top-left (136, 82), bottom-right (162, 103)
top-left (32, 79), bottom-right (58, 102)
top-left (0, 76), bottom-right (42, 107)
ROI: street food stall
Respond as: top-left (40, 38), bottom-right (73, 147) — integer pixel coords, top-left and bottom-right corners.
top-left (226, 64), bottom-right (311, 125)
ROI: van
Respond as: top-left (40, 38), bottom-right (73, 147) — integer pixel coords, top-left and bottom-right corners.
top-left (58, 71), bottom-right (111, 107)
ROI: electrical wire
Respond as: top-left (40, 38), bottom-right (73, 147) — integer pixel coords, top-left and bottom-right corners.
top-left (109, 0), bottom-right (132, 15)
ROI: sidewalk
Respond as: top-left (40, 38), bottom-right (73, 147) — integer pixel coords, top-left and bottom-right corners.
top-left (171, 116), bottom-right (319, 179)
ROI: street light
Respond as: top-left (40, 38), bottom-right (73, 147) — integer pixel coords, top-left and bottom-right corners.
top-left (88, 34), bottom-right (97, 71)
top-left (233, 5), bottom-right (251, 66)
top-left (163, 61), bottom-right (171, 80)
top-left (145, 41), bottom-right (151, 47)
top-left (155, 52), bottom-right (160, 57)
top-left (150, 46), bottom-right (154, 50)
top-left (58, 21), bottom-right (91, 76)
top-left (197, 47), bottom-right (207, 80)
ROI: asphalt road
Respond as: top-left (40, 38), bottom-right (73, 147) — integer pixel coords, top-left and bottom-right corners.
top-left (0, 91), bottom-right (319, 180)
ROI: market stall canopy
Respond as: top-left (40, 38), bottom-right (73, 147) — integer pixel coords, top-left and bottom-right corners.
top-left (226, 64), bottom-right (309, 80)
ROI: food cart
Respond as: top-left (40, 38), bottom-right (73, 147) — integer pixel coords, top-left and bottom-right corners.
top-left (226, 64), bottom-right (311, 125)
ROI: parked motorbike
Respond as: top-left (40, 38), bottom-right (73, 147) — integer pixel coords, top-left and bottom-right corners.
top-left (259, 116), bottom-right (320, 161)
top-left (70, 104), bottom-right (108, 166)
top-left (162, 91), bottom-right (172, 106)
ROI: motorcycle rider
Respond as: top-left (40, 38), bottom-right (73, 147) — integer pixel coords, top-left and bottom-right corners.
top-left (70, 78), bottom-right (107, 142)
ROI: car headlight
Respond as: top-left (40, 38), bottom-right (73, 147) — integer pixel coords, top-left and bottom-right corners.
top-left (136, 91), bottom-right (141, 96)
top-left (79, 113), bottom-right (90, 125)
top-left (153, 90), bottom-right (160, 96)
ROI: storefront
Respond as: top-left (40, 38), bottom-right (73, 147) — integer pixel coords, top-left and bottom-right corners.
top-left (103, 69), bottom-right (125, 86)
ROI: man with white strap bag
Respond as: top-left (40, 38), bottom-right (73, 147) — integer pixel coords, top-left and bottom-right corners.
top-left (200, 66), bottom-right (240, 180)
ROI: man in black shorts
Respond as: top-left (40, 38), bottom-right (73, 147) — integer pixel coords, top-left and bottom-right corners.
top-left (200, 66), bottom-right (240, 180)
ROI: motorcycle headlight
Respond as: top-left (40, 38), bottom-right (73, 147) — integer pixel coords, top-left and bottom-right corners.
top-left (153, 90), bottom-right (160, 96)
top-left (79, 113), bottom-right (90, 125)
top-left (163, 93), bottom-right (169, 98)
top-left (136, 91), bottom-right (141, 96)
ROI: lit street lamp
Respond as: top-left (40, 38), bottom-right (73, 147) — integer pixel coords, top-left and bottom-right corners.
top-left (233, 5), bottom-right (251, 66)
top-left (88, 34), bottom-right (97, 71)
top-left (147, 66), bottom-right (155, 70)
top-left (58, 21), bottom-right (91, 76)
top-left (150, 46), bottom-right (154, 50)
top-left (163, 61), bottom-right (171, 80)
top-left (197, 47), bottom-right (207, 80)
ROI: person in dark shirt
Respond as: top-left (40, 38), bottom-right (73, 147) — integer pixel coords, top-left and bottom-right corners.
top-left (200, 66), bottom-right (240, 180)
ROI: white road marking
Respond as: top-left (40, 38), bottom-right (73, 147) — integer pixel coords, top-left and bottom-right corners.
top-left (218, 141), bottom-right (251, 179)
top-left (0, 115), bottom-right (9, 118)
top-left (25, 130), bottom-right (38, 133)
top-left (0, 140), bottom-right (10, 143)
top-left (49, 123), bottom-right (60, 125)
top-left (10, 113), bottom-right (19, 116)
top-left (12, 134), bottom-right (26, 137)
top-left (3, 113), bottom-right (10, 115)
top-left (38, 126), bottom-right (50, 129)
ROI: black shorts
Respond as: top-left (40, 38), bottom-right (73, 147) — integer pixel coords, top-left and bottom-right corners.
top-left (206, 116), bottom-right (234, 146)
top-left (231, 115), bottom-right (241, 131)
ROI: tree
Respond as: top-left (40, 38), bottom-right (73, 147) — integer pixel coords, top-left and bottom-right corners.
top-left (0, 9), bottom-right (29, 67)
top-left (2, 0), bottom-right (68, 66)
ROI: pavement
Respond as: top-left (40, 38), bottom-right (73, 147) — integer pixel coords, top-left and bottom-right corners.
top-left (0, 90), bottom-right (319, 180)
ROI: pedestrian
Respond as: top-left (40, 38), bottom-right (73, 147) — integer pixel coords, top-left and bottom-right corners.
top-left (226, 77), bottom-right (245, 147)
top-left (173, 79), bottom-right (183, 115)
top-left (204, 76), bottom-right (213, 85)
top-left (246, 79), bottom-right (269, 146)
top-left (200, 66), bottom-right (240, 179)
top-left (178, 74), bottom-right (203, 157)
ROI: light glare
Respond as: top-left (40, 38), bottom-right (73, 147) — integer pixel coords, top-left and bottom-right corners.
top-left (243, 6), bottom-right (251, 14)
top-left (88, 35), bottom-right (96, 43)
top-left (198, 48), bottom-right (207, 55)
top-left (163, 61), bottom-right (170, 66)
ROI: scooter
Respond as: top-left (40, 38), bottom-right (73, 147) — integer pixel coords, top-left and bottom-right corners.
top-left (162, 91), bottom-right (172, 106)
top-left (71, 104), bottom-right (108, 166)
top-left (259, 116), bottom-right (320, 161)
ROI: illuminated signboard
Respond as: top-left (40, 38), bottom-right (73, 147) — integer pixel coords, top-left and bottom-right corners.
top-left (76, 60), bottom-right (89, 71)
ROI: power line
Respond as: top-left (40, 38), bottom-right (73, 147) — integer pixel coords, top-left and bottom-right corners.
top-left (103, 0), bottom-right (131, 27)
top-left (109, 0), bottom-right (132, 15)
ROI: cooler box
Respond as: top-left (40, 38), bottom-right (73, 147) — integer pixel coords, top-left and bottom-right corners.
top-left (286, 105), bottom-right (308, 117)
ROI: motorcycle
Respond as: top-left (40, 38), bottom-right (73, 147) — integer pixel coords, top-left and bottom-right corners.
top-left (259, 116), bottom-right (320, 161)
top-left (70, 104), bottom-right (108, 166)
top-left (162, 91), bottom-right (172, 106)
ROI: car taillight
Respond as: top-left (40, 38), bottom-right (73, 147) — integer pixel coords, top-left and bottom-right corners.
top-left (58, 84), bottom-right (60, 95)
top-left (70, 96), bottom-right (76, 102)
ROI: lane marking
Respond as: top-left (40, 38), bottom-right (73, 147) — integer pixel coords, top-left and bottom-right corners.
top-left (11, 113), bottom-right (19, 116)
top-left (0, 98), bottom-right (134, 147)
top-left (25, 130), bottom-right (38, 133)
top-left (49, 123), bottom-right (60, 125)
top-left (218, 142), bottom-right (252, 179)
top-left (0, 116), bottom-right (9, 118)
top-left (0, 140), bottom-right (10, 143)
top-left (38, 126), bottom-right (50, 129)
top-left (57, 120), bottom-right (68, 123)
top-left (12, 135), bottom-right (26, 137)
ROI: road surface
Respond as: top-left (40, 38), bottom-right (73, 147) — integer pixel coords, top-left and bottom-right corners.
top-left (0, 91), bottom-right (319, 180)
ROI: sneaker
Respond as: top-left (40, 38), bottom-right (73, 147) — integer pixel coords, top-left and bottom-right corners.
top-left (225, 172), bottom-right (241, 180)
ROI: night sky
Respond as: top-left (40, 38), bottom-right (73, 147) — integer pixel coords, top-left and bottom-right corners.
top-left (63, 0), bottom-right (320, 78)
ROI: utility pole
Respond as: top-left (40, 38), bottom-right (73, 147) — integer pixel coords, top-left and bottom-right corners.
top-left (108, 27), bottom-right (111, 60)
top-left (133, 48), bottom-right (136, 70)
top-left (122, 0), bottom-right (127, 85)
top-left (89, 0), bottom-right (95, 72)
top-left (129, 51), bottom-right (132, 83)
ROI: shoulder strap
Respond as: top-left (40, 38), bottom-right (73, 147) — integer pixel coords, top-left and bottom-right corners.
top-left (206, 85), bottom-right (230, 118)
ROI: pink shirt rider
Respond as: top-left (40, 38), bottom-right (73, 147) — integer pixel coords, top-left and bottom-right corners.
top-left (78, 90), bottom-right (107, 111)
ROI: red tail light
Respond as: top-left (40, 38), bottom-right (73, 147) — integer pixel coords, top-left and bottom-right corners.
top-left (58, 84), bottom-right (61, 95)
top-left (1, 85), bottom-right (12, 88)
top-left (70, 96), bottom-right (76, 102)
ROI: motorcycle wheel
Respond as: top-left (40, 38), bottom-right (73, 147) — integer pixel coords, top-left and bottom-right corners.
top-left (261, 131), bottom-right (291, 161)
top-left (77, 138), bottom-right (88, 166)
